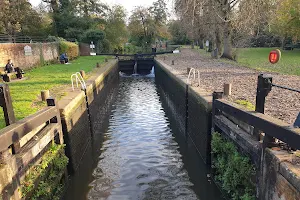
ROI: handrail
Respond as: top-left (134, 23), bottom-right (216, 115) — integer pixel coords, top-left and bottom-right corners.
top-left (0, 106), bottom-right (59, 152)
top-left (187, 68), bottom-right (200, 87)
top-left (213, 99), bottom-right (300, 150)
top-left (71, 72), bottom-right (86, 91)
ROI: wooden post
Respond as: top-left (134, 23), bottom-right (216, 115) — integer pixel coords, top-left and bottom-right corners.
top-left (80, 70), bottom-right (86, 78)
top-left (47, 98), bottom-right (64, 144)
top-left (96, 62), bottom-right (100, 68)
top-left (187, 67), bottom-right (191, 74)
top-left (223, 83), bottom-right (232, 96)
top-left (41, 90), bottom-right (50, 101)
top-left (0, 84), bottom-right (16, 126)
top-left (255, 74), bottom-right (273, 143)
top-left (105, 58), bottom-right (108, 62)
top-left (172, 60), bottom-right (175, 65)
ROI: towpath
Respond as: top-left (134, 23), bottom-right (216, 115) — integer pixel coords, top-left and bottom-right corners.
top-left (158, 48), bottom-right (300, 124)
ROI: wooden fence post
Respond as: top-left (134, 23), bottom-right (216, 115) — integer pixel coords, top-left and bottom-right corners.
top-left (209, 91), bottom-right (224, 166)
top-left (41, 90), bottom-right (50, 101)
top-left (80, 70), bottom-right (86, 78)
top-left (0, 84), bottom-right (16, 126)
top-left (47, 97), bottom-right (64, 144)
top-left (255, 74), bottom-right (274, 143)
top-left (223, 83), bottom-right (232, 96)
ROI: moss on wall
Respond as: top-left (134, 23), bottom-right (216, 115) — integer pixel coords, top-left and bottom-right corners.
top-left (21, 143), bottom-right (68, 200)
top-left (211, 132), bottom-right (256, 200)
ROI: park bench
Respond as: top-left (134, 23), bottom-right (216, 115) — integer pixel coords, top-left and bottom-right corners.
top-left (0, 67), bottom-right (24, 82)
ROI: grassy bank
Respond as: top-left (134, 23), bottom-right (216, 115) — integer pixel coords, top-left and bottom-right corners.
top-left (0, 56), bottom-right (106, 128)
top-left (236, 48), bottom-right (300, 75)
top-left (199, 47), bottom-right (300, 75)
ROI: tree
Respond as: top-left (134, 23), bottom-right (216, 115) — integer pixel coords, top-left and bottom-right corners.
top-left (271, 0), bottom-right (300, 42)
top-left (168, 20), bottom-right (191, 44)
top-left (0, 0), bottom-right (48, 39)
top-left (174, 0), bottom-right (277, 59)
top-left (128, 0), bottom-right (169, 48)
top-left (104, 5), bottom-right (128, 52)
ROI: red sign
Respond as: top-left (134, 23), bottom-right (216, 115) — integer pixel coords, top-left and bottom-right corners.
top-left (269, 49), bottom-right (281, 64)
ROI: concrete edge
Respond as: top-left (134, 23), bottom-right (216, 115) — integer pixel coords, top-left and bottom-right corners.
top-left (154, 59), bottom-right (212, 109)
top-left (58, 60), bottom-right (118, 119)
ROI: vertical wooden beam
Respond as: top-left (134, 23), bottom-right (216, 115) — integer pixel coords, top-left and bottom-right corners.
top-left (255, 74), bottom-right (274, 143)
top-left (0, 84), bottom-right (16, 126)
top-left (223, 83), bottom-right (232, 96)
top-left (80, 70), bottom-right (86, 79)
top-left (47, 97), bottom-right (64, 144)
top-left (41, 90), bottom-right (50, 101)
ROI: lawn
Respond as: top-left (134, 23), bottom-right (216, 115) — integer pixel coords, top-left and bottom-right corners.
top-left (236, 48), bottom-right (300, 75)
top-left (0, 56), bottom-right (106, 128)
top-left (199, 47), bottom-right (300, 75)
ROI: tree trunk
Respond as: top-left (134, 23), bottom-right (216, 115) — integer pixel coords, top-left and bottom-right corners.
top-left (221, 21), bottom-right (233, 60)
top-left (215, 27), bottom-right (222, 56)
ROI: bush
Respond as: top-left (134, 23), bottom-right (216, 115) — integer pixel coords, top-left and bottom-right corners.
top-left (59, 41), bottom-right (79, 60)
top-left (211, 132), bottom-right (256, 200)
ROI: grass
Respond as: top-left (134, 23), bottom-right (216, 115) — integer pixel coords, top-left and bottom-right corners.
top-left (235, 48), bottom-right (300, 75)
top-left (198, 47), bottom-right (300, 75)
top-left (0, 56), bottom-right (106, 128)
top-left (235, 100), bottom-right (255, 111)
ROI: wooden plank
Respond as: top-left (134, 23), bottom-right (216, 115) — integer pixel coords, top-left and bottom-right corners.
top-left (0, 84), bottom-right (16, 125)
top-left (15, 123), bottom-right (60, 169)
top-left (214, 115), bottom-right (262, 167)
top-left (0, 106), bottom-right (59, 152)
top-left (214, 99), bottom-right (300, 150)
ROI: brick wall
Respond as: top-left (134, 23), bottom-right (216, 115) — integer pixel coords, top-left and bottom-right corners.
top-left (0, 42), bottom-right (59, 70)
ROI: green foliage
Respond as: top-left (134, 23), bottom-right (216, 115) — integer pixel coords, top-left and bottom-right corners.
top-left (128, 0), bottom-right (170, 48)
top-left (211, 132), bottom-right (256, 200)
top-left (168, 20), bottom-right (191, 45)
top-left (0, 56), bottom-right (106, 128)
top-left (235, 100), bottom-right (255, 111)
top-left (104, 5), bottom-right (128, 53)
top-left (21, 143), bottom-right (68, 199)
top-left (59, 41), bottom-right (79, 59)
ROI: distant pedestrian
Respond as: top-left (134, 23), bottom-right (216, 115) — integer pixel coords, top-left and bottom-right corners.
top-left (60, 53), bottom-right (69, 64)
top-left (5, 59), bottom-right (14, 73)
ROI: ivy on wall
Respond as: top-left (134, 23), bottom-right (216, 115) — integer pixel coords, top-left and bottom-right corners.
top-left (21, 143), bottom-right (68, 200)
top-left (211, 132), bottom-right (256, 200)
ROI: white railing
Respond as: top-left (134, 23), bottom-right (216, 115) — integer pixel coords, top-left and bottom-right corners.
top-left (71, 72), bottom-right (86, 91)
top-left (187, 68), bottom-right (200, 87)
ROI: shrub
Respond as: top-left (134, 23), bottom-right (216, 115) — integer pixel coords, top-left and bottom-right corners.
top-left (59, 41), bottom-right (79, 60)
top-left (211, 132), bottom-right (256, 200)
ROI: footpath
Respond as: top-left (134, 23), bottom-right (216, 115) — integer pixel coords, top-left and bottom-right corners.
top-left (158, 48), bottom-right (300, 124)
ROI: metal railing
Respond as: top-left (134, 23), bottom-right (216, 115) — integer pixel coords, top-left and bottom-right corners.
top-left (187, 68), bottom-right (200, 87)
top-left (71, 72), bottom-right (86, 91)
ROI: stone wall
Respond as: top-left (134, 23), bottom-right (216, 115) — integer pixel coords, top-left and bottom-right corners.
top-left (57, 60), bottom-right (118, 174)
top-left (155, 60), bottom-right (213, 164)
top-left (0, 43), bottom-right (59, 70)
top-left (155, 59), bottom-right (300, 200)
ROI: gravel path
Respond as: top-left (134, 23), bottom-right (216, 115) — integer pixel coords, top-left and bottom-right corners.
top-left (157, 48), bottom-right (300, 124)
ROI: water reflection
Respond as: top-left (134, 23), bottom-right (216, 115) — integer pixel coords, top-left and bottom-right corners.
top-left (65, 75), bottom-right (223, 200)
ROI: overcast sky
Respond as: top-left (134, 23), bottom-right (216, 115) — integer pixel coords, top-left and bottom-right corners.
top-left (29, 0), bottom-right (174, 14)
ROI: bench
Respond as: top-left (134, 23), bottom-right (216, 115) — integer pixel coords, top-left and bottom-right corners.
top-left (0, 67), bottom-right (24, 82)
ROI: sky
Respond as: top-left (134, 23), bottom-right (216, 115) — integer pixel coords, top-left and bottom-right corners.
top-left (29, 0), bottom-right (174, 14)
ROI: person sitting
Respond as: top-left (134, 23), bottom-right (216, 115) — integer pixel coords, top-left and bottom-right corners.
top-left (60, 53), bottom-right (69, 64)
top-left (5, 59), bottom-right (14, 73)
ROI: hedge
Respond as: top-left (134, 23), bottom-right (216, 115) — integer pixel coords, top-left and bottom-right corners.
top-left (59, 41), bottom-right (79, 60)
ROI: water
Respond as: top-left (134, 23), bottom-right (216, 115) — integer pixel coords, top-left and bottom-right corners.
top-left (65, 74), bottom-right (223, 200)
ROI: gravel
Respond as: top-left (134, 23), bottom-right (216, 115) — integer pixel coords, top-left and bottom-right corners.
top-left (157, 48), bottom-right (300, 124)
